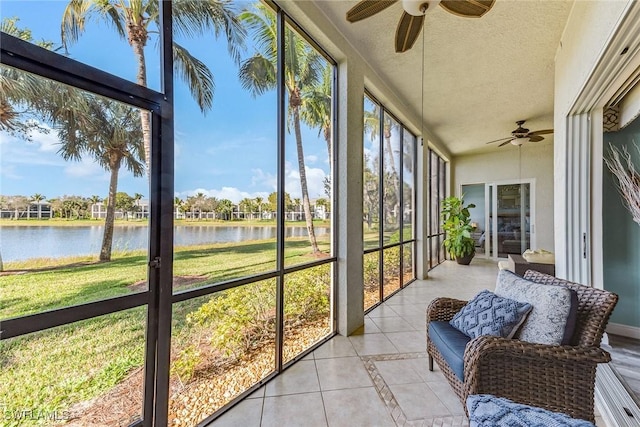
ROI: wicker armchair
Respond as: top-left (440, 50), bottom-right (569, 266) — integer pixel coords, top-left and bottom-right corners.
top-left (426, 270), bottom-right (618, 422)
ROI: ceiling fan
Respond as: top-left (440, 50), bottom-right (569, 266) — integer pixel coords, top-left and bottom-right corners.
top-left (346, 0), bottom-right (495, 53)
top-left (485, 120), bottom-right (554, 147)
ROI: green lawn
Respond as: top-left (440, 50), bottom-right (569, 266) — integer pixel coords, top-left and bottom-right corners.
top-left (0, 236), bottom-right (330, 426)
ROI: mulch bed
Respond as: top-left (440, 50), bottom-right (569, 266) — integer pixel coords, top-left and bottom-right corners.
top-left (63, 320), bottom-right (330, 426)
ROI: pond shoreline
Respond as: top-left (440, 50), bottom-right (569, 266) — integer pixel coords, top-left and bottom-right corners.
top-left (0, 218), bottom-right (330, 228)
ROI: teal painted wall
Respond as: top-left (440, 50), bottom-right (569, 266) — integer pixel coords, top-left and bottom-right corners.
top-left (603, 118), bottom-right (640, 327)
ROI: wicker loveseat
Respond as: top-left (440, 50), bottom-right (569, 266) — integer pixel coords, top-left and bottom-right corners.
top-left (426, 270), bottom-right (618, 422)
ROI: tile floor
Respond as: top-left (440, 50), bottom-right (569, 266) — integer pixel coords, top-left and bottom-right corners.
top-left (210, 259), bottom-right (607, 427)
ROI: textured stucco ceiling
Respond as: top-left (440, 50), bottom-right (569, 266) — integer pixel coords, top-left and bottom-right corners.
top-left (316, 0), bottom-right (574, 156)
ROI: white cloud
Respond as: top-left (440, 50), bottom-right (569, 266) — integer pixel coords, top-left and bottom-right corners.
top-left (64, 158), bottom-right (108, 179)
top-left (306, 154), bottom-right (318, 164)
top-left (251, 168), bottom-right (277, 191)
top-left (0, 164), bottom-right (22, 180)
top-left (284, 161), bottom-right (327, 199)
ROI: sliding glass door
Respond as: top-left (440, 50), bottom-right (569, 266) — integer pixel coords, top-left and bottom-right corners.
top-left (462, 181), bottom-right (535, 259)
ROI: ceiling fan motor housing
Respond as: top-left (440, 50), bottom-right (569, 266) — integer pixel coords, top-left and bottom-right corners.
top-left (402, 0), bottom-right (440, 16)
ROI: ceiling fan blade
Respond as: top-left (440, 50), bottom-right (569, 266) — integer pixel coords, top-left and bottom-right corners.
top-left (439, 0), bottom-right (495, 18)
top-left (498, 139), bottom-right (513, 147)
top-left (528, 129), bottom-right (554, 136)
top-left (528, 135), bottom-right (544, 142)
top-left (485, 136), bottom-right (512, 145)
top-left (346, 0), bottom-right (398, 22)
top-left (395, 11), bottom-right (424, 53)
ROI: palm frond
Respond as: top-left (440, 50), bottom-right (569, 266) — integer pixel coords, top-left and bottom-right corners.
top-left (172, 0), bottom-right (246, 64)
top-left (238, 55), bottom-right (276, 98)
top-left (239, 5), bottom-right (277, 62)
top-left (173, 42), bottom-right (214, 112)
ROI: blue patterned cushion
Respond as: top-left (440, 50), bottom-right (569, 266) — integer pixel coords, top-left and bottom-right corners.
top-left (495, 270), bottom-right (577, 345)
top-left (467, 394), bottom-right (595, 426)
top-left (449, 290), bottom-right (532, 339)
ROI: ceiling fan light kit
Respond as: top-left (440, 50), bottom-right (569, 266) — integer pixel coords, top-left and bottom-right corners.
top-left (402, 0), bottom-right (438, 16)
top-left (346, 0), bottom-right (495, 53)
top-left (484, 120), bottom-right (554, 148)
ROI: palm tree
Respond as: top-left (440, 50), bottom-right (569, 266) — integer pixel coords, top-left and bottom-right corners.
top-left (301, 63), bottom-right (333, 160)
top-left (54, 93), bottom-right (145, 261)
top-left (30, 193), bottom-right (46, 219)
top-left (0, 19), bottom-right (59, 139)
top-left (61, 0), bottom-right (246, 177)
top-left (133, 192), bottom-right (143, 219)
top-left (364, 107), bottom-right (401, 208)
top-left (254, 195), bottom-right (264, 220)
top-left (239, 4), bottom-right (324, 253)
top-left (174, 196), bottom-right (184, 219)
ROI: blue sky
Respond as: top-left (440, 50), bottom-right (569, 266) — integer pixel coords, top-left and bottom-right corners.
top-left (0, 0), bottom-right (330, 203)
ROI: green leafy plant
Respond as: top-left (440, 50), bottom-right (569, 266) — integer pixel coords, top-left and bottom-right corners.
top-left (441, 196), bottom-right (476, 259)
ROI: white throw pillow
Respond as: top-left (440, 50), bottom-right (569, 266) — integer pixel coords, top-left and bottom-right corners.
top-left (494, 270), bottom-right (574, 345)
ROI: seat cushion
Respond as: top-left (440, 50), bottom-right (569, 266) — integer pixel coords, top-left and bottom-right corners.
top-left (466, 394), bottom-right (595, 426)
top-left (495, 269), bottom-right (578, 345)
top-left (449, 290), bottom-right (532, 339)
top-left (429, 321), bottom-right (471, 380)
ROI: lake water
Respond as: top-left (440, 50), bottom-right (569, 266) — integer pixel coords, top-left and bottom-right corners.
top-left (0, 225), bottom-right (329, 262)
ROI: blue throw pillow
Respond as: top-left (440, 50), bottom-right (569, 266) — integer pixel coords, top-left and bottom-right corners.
top-left (467, 394), bottom-right (595, 426)
top-left (450, 290), bottom-right (532, 339)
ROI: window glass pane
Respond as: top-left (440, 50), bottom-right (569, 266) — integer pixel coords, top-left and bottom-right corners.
top-left (283, 264), bottom-right (332, 363)
top-left (403, 129), bottom-right (415, 242)
top-left (1, 1), bottom-right (161, 91)
top-left (363, 96), bottom-right (380, 249)
top-left (382, 113), bottom-right (401, 245)
top-left (169, 280), bottom-right (276, 424)
top-left (172, 2), bottom-right (277, 292)
top-left (439, 158), bottom-right (447, 234)
top-left (283, 22), bottom-right (333, 266)
top-left (0, 66), bottom-right (150, 319)
top-left (382, 246), bottom-right (401, 298)
top-left (1, 308), bottom-right (146, 425)
top-left (429, 152), bottom-right (440, 236)
top-left (402, 243), bottom-right (414, 285)
top-left (363, 251), bottom-right (380, 311)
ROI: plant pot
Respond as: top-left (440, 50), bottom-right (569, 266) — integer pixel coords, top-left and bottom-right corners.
top-left (456, 252), bottom-right (474, 265)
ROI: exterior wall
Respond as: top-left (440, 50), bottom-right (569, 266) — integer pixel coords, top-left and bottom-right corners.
top-left (553, 1), bottom-right (631, 276)
top-left (453, 142), bottom-right (555, 253)
top-left (554, 1), bottom-right (639, 333)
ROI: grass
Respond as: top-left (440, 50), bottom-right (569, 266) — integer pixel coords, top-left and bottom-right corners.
top-left (0, 236), bottom-right (330, 426)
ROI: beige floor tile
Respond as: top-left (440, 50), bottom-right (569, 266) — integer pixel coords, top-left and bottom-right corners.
top-left (265, 360), bottom-right (320, 396)
top-left (427, 380), bottom-right (466, 416)
top-left (313, 335), bottom-right (358, 359)
top-left (384, 331), bottom-right (427, 353)
top-left (385, 303), bottom-right (428, 318)
top-left (402, 315), bottom-right (428, 331)
top-left (323, 387), bottom-right (395, 427)
top-left (349, 332), bottom-right (399, 356)
top-left (367, 303), bottom-right (399, 318)
top-left (374, 359), bottom-right (423, 385)
top-left (261, 393), bottom-right (327, 427)
top-left (371, 316), bottom-right (415, 333)
top-left (208, 397), bottom-right (263, 427)
top-left (315, 356), bottom-right (373, 390)
top-left (247, 386), bottom-right (266, 399)
top-left (388, 382), bottom-right (452, 421)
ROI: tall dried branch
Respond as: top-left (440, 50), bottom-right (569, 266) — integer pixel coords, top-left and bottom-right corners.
top-left (604, 142), bottom-right (640, 225)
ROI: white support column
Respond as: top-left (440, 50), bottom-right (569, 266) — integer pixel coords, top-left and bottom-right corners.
top-left (337, 60), bottom-right (365, 336)
top-left (416, 138), bottom-right (429, 279)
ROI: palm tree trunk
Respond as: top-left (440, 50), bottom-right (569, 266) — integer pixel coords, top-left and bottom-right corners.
top-left (133, 40), bottom-right (152, 179)
top-left (384, 134), bottom-right (401, 224)
top-left (293, 108), bottom-right (319, 253)
top-left (100, 162), bottom-right (121, 261)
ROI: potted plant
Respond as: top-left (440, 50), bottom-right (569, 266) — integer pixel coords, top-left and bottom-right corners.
top-left (441, 196), bottom-right (476, 265)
